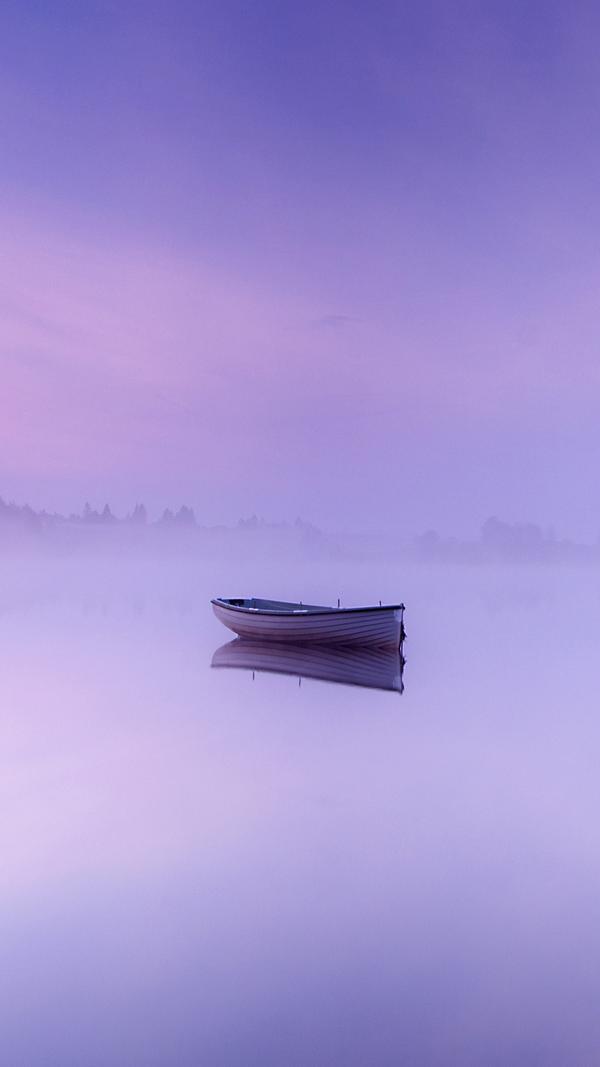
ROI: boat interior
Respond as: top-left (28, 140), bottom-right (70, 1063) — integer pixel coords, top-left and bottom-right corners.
top-left (218, 597), bottom-right (331, 612)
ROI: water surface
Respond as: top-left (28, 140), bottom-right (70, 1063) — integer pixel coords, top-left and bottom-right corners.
top-left (1, 556), bottom-right (599, 1065)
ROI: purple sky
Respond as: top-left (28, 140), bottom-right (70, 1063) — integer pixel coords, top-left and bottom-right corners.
top-left (2, 1), bottom-right (600, 536)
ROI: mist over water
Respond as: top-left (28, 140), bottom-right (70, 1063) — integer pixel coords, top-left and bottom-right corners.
top-left (1, 549), bottom-right (599, 1065)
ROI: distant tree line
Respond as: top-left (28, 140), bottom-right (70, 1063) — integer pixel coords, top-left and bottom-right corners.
top-left (0, 497), bottom-right (197, 528)
top-left (414, 516), bottom-right (589, 562)
top-left (0, 498), bottom-right (321, 538)
top-left (78, 502), bottom-right (196, 526)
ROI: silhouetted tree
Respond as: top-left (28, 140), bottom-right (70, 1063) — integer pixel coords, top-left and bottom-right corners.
top-left (481, 516), bottom-right (545, 556)
top-left (129, 503), bottom-right (148, 525)
top-left (415, 530), bottom-right (441, 555)
top-left (83, 502), bottom-right (99, 523)
top-left (238, 514), bottom-right (259, 529)
top-left (175, 505), bottom-right (195, 525)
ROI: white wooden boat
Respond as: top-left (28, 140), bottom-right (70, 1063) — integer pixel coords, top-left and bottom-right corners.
top-left (211, 597), bottom-right (405, 648)
top-left (212, 638), bottom-right (405, 693)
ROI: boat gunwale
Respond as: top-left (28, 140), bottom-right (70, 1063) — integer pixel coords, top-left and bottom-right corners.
top-left (211, 597), bottom-right (405, 617)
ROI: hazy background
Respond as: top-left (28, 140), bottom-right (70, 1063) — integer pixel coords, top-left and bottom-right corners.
top-left (6, 7), bottom-right (600, 1063)
top-left (3, 1), bottom-right (600, 537)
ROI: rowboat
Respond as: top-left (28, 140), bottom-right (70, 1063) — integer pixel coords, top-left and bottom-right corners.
top-left (212, 638), bottom-right (405, 693)
top-left (211, 597), bottom-right (405, 648)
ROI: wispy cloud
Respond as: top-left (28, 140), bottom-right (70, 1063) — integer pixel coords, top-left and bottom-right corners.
top-left (312, 314), bottom-right (358, 330)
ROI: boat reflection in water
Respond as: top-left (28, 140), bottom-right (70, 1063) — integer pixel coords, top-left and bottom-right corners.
top-left (211, 638), bottom-right (405, 694)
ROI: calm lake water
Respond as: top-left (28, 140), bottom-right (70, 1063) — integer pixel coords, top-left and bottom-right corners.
top-left (1, 553), bottom-right (599, 1065)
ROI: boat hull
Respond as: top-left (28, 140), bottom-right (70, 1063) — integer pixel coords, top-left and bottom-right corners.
top-left (211, 600), bottom-right (404, 648)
